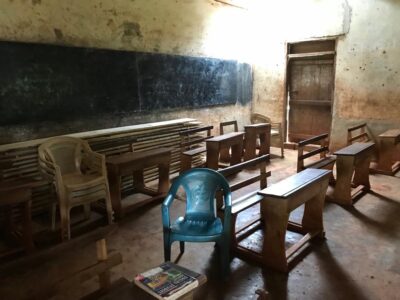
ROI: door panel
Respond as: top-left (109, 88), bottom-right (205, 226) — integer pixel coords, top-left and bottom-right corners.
top-left (288, 59), bottom-right (334, 142)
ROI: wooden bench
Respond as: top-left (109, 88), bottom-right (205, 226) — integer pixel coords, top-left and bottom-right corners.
top-left (330, 142), bottom-right (375, 206)
top-left (0, 225), bottom-right (122, 300)
top-left (179, 125), bottom-right (213, 173)
top-left (297, 133), bottom-right (336, 183)
top-left (218, 155), bottom-right (271, 258)
top-left (374, 129), bottom-right (400, 176)
top-left (219, 120), bottom-right (238, 135)
top-left (347, 123), bottom-right (373, 145)
top-left (243, 123), bottom-right (271, 161)
top-left (257, 168), bottom-right (331, 272)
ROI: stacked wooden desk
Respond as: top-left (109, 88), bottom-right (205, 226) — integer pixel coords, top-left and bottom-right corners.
top-left (106, 148), bottom-right (171, 219)
top-left (330, 142), bottom-right (375, 206)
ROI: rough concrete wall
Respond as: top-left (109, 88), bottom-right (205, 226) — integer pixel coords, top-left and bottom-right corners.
top-left (331, 0), bottom-right (400, 149)
top-left (250, 0), bottom-right (400, 150)
top-left (0, 0), bottom-right (253, 142)
top-left (1, 0), bottom-right (399, 148)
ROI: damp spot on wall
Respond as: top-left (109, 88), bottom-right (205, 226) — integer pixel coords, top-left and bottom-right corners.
top-left (32, 0), bottom-right (41, 5)
top-left (54, 28), bottom-right (63, 40)
top-left (121, 21), bottom-right (143, 43)
top-left (382, 50), bottom-right (386, 54)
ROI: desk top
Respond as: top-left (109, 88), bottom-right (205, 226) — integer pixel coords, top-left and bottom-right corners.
top-left (206, 132), bottom-right (244, 142)
top-left (258, 168), bottom-right (331, 199)
top-left (379, 129), bottom-right (400, 138)
top-left (106, 148), bottom-right (171, 165)
top-left (334, 142), bottom-right (375, 156)
top-left (244, 123), bottom-right (270, 129)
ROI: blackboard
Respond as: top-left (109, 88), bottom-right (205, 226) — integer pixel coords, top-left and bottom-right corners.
top-left (0, 41), bottom-right (252, 126)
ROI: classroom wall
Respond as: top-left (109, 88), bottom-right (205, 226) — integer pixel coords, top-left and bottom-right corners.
top-left (0, 0), bottom-right (252, 143)
top-left (0, 0), bottom-right (399, 148)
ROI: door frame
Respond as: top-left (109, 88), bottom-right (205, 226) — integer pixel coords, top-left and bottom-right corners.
top-left (282, 37), bottom-right (338, 146)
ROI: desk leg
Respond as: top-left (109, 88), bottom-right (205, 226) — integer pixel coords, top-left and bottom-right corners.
top-left (231, 143), bottom-right (243, 166)
top-left (133, 169), bottom-right (145, 189)
top-left (108, 173), bottom-right (123, 219)
top-left (353, 156), bottom-right (372, 190)
top-left (259, 132), bottom-right (270, 156)
top-left (220, 147), bottom-right (230, 163)
top-left (244, 132), bottom-right (256, 161)
top-left (158, 162), bottom-right (170, 194)
top-left (302, 182), bottom-right (328, 237)
top-left (262, 203), bottom-right (289, 272)
top-left (332, 156), bottom-right (355, 205)
top-left (206, 144), bottom-right (219, 170)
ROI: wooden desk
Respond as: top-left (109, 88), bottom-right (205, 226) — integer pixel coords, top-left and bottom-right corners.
top-left (106, 148), bottom-right (171, 219)
top-left (206, 132), bottom-right (244, 170)
top-left (257, 169), bottom-right (331, 272)
top-left (331, 142), bottom-right (375, 206)
top-left (243, 123), bottom-right (271, 161)
top-left (375, 129), bottom-right (400, 176)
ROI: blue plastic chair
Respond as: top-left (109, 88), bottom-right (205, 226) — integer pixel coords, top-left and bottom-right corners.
top-left (162, 168), bottom-right (232, 276)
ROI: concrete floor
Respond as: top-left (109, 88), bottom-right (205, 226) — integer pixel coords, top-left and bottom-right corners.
top-left (90, 148), bottom-right (400, 300)
top-left (3, 148), bottom-right (400, 299)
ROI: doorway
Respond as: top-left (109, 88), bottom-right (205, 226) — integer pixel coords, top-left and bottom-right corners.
top-left (285, 39), bottom-right (336, 143)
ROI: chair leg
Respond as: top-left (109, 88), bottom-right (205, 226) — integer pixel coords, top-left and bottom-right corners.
top-left (279, 127), bottom-right (285, 158)
top-left (51, 202), bottom-right (57, 232)
top-left (83, 203), bottom-right (91, 220)
top-left (60, 204), bottom-right (70, 241)
top-left (104, 187), bottom-right (114, 224)
top-left (180, 241), bottom-right (185, 254)
top-left (218, 238), bottom-right (230, 278)
top-left (163, 233), bottom-right (171, 261)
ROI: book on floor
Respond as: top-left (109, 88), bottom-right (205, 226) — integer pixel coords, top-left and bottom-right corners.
top-left (133, 262), bottom-right (200, 300)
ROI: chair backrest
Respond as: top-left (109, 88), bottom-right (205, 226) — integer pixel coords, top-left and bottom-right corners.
top-left (297, 133), bottom-right (330, 172)
top-left (179, 125), bottom-right (213, 151)
top-left (38, 136), bottom-right (89, 175)
top-left (220, 120), bottom-right (238, 135)
top-left (250, 113), bottom-right (271, 124)
top-left (171, 168), bottom-right (231, 221)
top-left (347, 123), bottom-right (372, 145)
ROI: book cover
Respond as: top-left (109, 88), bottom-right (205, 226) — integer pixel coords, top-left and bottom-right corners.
top-left (134, 262), bottom-right (199, 300)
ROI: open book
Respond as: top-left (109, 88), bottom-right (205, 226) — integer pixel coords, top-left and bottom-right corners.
top-left (134, 262), bottom-right (200, 300)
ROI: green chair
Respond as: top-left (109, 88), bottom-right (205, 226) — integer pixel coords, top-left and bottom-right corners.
top-left (162, 168), bottom-right (232, 277)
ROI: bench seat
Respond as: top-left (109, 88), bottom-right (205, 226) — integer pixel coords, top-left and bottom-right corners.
top-left (182, 146), bottom-right (206, 157)
top-left (305, 155), bottom-right (336, 170)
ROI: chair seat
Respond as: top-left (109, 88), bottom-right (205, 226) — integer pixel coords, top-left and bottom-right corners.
top-left (171, 216), bottom-right (223, 238)
top-left (62, 173), bottom-right (105, 190)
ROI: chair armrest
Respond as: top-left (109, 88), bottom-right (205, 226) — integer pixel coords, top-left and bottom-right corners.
top-left (162, 194), bottom-right (175, 228)
top-left (82, 150), bottom-right (107, 176)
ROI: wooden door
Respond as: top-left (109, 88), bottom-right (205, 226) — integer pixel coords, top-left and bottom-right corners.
top-left (286, 40), bottom-right (335, 143)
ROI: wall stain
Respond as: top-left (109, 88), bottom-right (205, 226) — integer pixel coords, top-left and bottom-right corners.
top-left (32, 0), bottom-right (41, 5)
top-left (121, 21), bottom-right (142, 43)
top-left (54, 28), bottom-right (63, 40)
